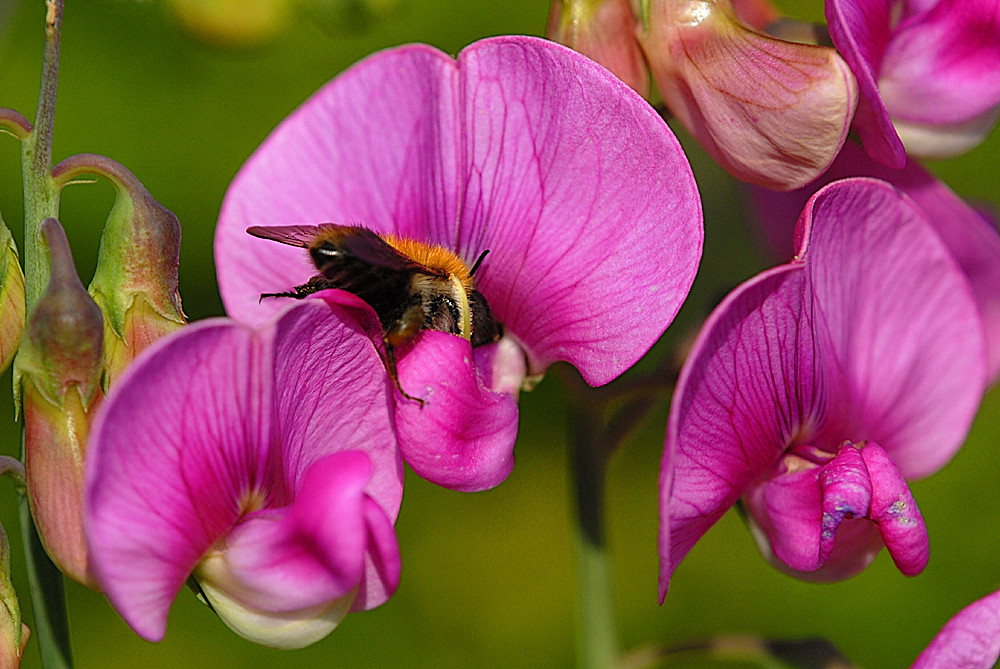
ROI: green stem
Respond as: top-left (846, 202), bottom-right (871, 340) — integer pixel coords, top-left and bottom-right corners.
top-left (18, 488), bottom-right (72, 669)
top-left (568, 381), bottom-right (619, 669)
top-left (18, 2), bottom-right (75, 667)
top-left (22, 0), bottom-right (64, 313)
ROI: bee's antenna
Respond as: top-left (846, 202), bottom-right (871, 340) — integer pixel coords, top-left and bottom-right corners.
top-left (470, 249), bottom-right (490, 277)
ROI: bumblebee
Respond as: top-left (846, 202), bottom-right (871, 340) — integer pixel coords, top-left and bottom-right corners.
top-left (247, 224), bottom-right (502, 402)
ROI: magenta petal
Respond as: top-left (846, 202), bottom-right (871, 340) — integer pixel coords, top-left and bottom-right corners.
top-left (743, 444), bottom-right (877, 574)
top-left (453, 39), bottom-right (701, 385)
top-left (660, 264), bottom-right (821, 599)
top-left (215, 44), bottom-right (460, 326)
top-left (913, 590), bottom-right (1000, 669)
top-left (859, 442), bottom-right (928, 575)
top-left (269, 296), bottom-right (402, 517)
top-left (826, 0), bottom-right (907, 167)
top-left (880, 0), bottom-right (1000, 126)
top-left (208, 452), bottom-right (374, 612)
top-left (751, 142), bottom-right (1000, 382)
top-left (349, 496), bottom-right (402, 612)
top-left (744, 467), bottom-right (824, 573)
top-left (394, 332), bottom-right (518, 492)
top-left (86, 320), bottom-right (262, 641)
top-left (818, 444), bottom-right (873, 563)
top-left (800, 178), bottom-right (988, 477)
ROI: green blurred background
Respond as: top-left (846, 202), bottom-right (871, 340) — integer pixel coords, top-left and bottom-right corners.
top-left (1, 0), bottom-right (998, 666)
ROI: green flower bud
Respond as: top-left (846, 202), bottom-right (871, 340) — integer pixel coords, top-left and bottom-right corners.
top-left (53, 155), bottom-right (185, 387)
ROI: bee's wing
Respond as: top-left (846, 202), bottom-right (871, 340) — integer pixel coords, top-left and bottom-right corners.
top-left (333, 228), bottom-right (438, 274)
top-left (246, 224), bottom-right (336, 248)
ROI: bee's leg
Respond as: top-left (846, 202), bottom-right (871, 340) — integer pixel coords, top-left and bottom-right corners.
top-left (382, 340), bottom-right (425, 407)
top-left (382, 305), bottom-right (427, 407)
top-left (259, 276), bottom-right (332, 302)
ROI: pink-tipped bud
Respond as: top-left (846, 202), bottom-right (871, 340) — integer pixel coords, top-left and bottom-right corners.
top-left (547, 0), bottom-right (650, 97)
top-left (53, 155), bottom-right (185, 387)
top-left (638, 0), bottom-right (858, 190)
top-left (0, 215), bottom-right (25, 374)
top-left (15, 219), bottom-right (104, 588)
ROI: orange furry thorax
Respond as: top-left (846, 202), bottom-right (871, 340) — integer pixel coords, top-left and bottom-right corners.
top-left (379, 234), bottom-right (475, 291)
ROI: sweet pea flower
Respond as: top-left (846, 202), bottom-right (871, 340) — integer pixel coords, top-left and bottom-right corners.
top-left (747, 140), bottom-right (1000, 384)
top-left (215, 36), bottom-right (703, 492)
top-left (659, 178), bottom-right (988, 598)
top-left (827, 0), bottom-right (1000, 162)
top-left (912, 589), bottom-right (1000, 668)
top-left (637, 0), bottom-right (858, 190)
top-left (86, 296), bottom-right (403, 648)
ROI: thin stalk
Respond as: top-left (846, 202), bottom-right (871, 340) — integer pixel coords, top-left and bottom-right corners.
top-left (569, 393), bottom-right (619, 669)
top-left (22, 0), bottom-right (63, 312)
top-left (18, 2), bottom-right (74, 667)
top-left (18, 489), bottom-right (72, 669)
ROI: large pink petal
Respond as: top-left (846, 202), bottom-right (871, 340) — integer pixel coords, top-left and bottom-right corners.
top-left (86, 319), bottom-right (264, 641)
top-left (215, 44), bottom-right (460, 326)
top-left (453, 38), bottom-right (701, 385)
top-left (800, 178), bottom-right (988, 477)
top-left (750, 142), bottom-right (1000, 382)
top-left (826, 0), bottom-right (907, 167)
top-left (393, 331), bottom-right (518, 492)
top-left (216, 37), bottom-right (702, 387)
top-left (912, 590), bottom-right (1000, 669)
top-left (660, 264), bottom-right (823, 600)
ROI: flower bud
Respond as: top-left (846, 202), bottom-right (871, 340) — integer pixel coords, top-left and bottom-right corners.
top-left (53, 155), bottom-right (185, 387)
top-left (0, 215), bottom-right (25, 374)
top-left (547, 0), bottom-right (650, 96)
top-left (14, 219), bottom-right (104, 588)
top-left (0, 516), bottom-right (29, 668)
top-left (638, 0), bottom-right (858, 190)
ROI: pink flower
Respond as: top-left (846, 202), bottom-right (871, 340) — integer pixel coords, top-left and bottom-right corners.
top-left (827, 0), bottom-right (1000, 162)
top-left (215, 36), bottom-right (703, 492)
top-left (659, 178), bottom-right (988, 599)
top-left (85, 297), bottom-right (403, 648)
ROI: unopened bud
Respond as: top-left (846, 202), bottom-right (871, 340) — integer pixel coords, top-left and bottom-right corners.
top-left (15, 219), bottom-right (104, 587)
top-left (53, 155), bottom-right (185, 387)
top-left (547, 0), bottom-right (650, 97)
top-left (638, 0), bottom-right (858, 190)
